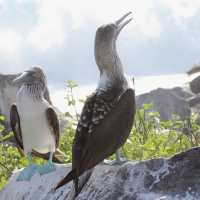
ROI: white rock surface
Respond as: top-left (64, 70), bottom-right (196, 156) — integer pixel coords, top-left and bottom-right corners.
top-left (1, 147), bottom-right (200, 200)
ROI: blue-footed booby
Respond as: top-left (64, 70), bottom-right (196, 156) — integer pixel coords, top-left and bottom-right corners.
top-left (10, 65), bottom-right (63, 181)
top-left (55, 12), bottom-right (136, 199)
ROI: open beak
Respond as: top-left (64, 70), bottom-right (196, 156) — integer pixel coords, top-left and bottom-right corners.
top-left (12, 71), bottom-right (35, 84)
top-left (115, 12), bottom-right (132, 39)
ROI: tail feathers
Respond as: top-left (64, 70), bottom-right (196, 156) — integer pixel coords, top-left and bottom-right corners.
top-left (55, 169), bottom-right (77, 190)
top-left (69, 169), bottom-right (94, 200)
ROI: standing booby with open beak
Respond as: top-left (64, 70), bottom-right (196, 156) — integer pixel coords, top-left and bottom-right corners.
top-left (10, 65), bottom-right (62, 181)
top-left (55, 12), bottom-right (136, 199)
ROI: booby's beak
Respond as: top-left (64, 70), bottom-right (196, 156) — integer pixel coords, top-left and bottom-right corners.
top-left (12, 71), bottom-right (36, 84)
top-left (115, 12), bottom-right (132, 39)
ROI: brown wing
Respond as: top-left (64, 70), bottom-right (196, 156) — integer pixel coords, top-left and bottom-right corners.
top-left (74, 88), bottom-right (135, 174)
top-left (80, 88), bottom-right (135, 173)
top-left (46, 106), bottom-right (60, 149)
top-left (72, 91), bottom-right (97, 169)
top-left (10, 103), bottom-right (25, 157)
top-left (55, 88), bottom-right (136, 190)
top-left (10, 104), bottom-right (62, 164)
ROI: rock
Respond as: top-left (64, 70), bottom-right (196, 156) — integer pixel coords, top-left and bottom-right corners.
top-left (168, 85), bottom-right (194, 100)
top-left (1, 147), bottom-right (200, 200)
top-left (0, 73), bottom-right (52, 137)
top-left (186, 60), bottom-right (200, 76)
top-left (187, 93), bottom-right (200, 107)
top-left (137, 88), bottom-right (191, 121)
top-left (190, 75), bottom-right (200, 94)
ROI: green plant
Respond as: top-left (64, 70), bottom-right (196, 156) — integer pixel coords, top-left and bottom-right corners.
top-left (121, 102), bottom-right (200, 161)
top-left (65, 79), bottom-right (79, 120)
top-left (0, 117), bottom-right (20, 189)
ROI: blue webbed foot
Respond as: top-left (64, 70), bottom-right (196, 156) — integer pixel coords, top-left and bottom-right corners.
top-left (17, 165), bottom-right (38, 181)
top-left (37, 161), bottom-right (56, 175)
top-left (104, 150), bottom-right (134, 165)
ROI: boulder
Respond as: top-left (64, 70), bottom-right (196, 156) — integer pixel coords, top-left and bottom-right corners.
top-left (186, 60), bottom-right (200, 76)
top-left (168, 85), bottom-right (194, 100)
top-left (190, 75), bottom-right (200, 94)
top-left (0, 73), bottom-right (52, 137)
top-left (1, 147), bottom-right (200, 200)
top-left (137, 88), bottom-right (191, 121)
top-left (187, 93), bottom-right (200, 107)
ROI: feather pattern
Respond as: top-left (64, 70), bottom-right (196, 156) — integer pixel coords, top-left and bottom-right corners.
top-left (56, 88), bottom-right (136, 191)
top-left (55, 12), bottom-right (135, 199)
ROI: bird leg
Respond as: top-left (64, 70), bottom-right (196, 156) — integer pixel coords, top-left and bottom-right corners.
top-left (37, 152), bottom-right (56, 175)
top-left (103, 150), bottom-right (133, 165)
top-left (17, 152), bottom-right (38, 181)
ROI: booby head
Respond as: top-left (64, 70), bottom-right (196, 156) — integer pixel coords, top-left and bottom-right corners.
top-left (12, 65), bottom-right (46, 91)
top-left (94, 12), bottom-right (132, 75)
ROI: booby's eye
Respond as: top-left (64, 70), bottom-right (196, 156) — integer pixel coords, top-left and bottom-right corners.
top-left (26, 70), bottom-right (36, 77)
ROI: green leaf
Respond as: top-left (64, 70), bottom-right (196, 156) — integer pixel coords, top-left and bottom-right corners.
top-left (142, 102), bottom-right (153, 109)
top-left (160, 121), bottom-right (173, 128)
top-left (67, 79), bottom-right (72, 83)
top-left (71, 99), bottom-right (76, 106)
top-left (65, 112), bottom-right (73, 118)
top-left (0, 116), bottom-right (4, 121)
top-left (143, 141), bottom-right (153, 148)
top-left (79, 99), bottom-right (85, 103)
top-left (175, 121), bottom-right (184, 124)
top-left (72, 83), bottom-right (78, 88)
top-left (3, 132), bottom-right (14, 140)
top-left (149, 112), bottom-right (160, 118)
top-left (135, 109), bottom-right (145, 120)
top-left (142, 151), bottom-right (149, 159)
top-left (173, 125), bottom-right (181, 129)
top-left (68, 122), bottom-right (74, 127)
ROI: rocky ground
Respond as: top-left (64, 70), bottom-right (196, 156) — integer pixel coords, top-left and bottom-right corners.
top-left (1, 147), bottom-right (200, 200)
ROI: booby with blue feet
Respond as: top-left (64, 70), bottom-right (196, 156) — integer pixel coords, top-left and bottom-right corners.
top-left (55, 12), bottom-right (136, 199)
top-left (10, 65), bottom-right (63, 181)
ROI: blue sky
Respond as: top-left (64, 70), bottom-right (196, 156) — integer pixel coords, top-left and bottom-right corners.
top-left (0, 0), bottom-right (200, 87)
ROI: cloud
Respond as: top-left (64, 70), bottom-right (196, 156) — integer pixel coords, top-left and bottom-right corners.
top-left (24, 0), bottom-right (200, 53)
top-left (64, 0), bottom-right (163, 37)
top-left (160, 0), bottom-right (200, 24)
top-left (17, 0), bottom-right (31, 3)
top-left (27, 0), bottom-right (163, 45)
top-left (27, 0), bottom-right (67, 52)
top-left (1, 0), bottom-right (200, 82)
top-left (0, 27), bottom-right (24, 58)
top-left (0, 0), bottom-right (6, 10)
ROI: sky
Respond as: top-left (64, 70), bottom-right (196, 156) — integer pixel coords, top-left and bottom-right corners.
top-left (1, 0), bottom-right (200, 113)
